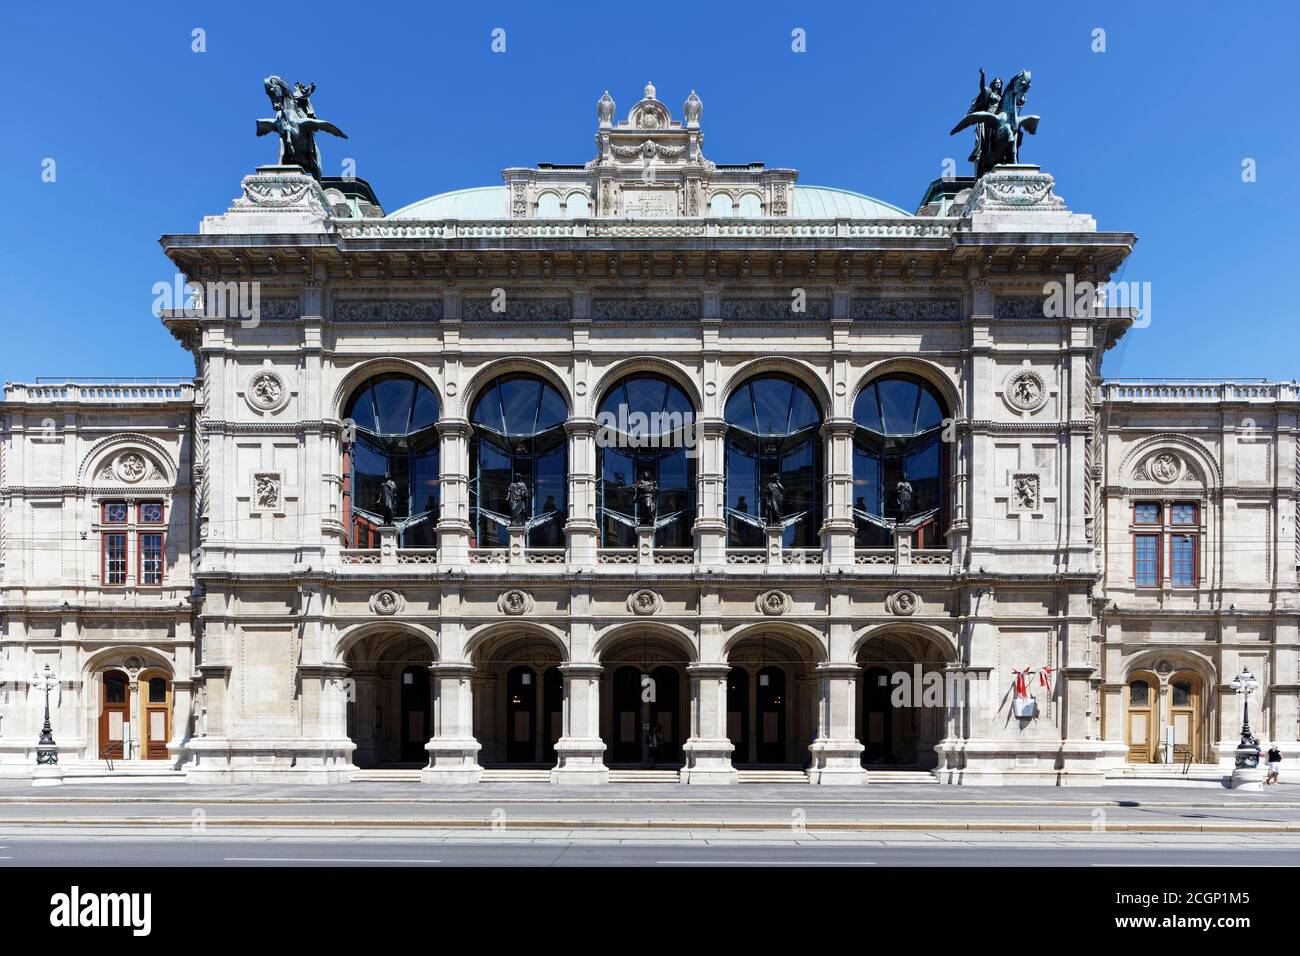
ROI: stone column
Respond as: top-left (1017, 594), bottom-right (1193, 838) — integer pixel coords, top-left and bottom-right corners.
top-left (694, 418), bottom-right (727, 564)
top-left (551, 662), bottom-right (609, 784)
top-left (565, 419), bottom-right (598, 566)
top-left (822, 419), bottom-right (857, 565)
top-left (808, 663), bottom-right (866, 784)
top-left (681, 663), bottom-right (737, 783)
top-left (436, 418), bottom-right (470, 565)
top-left (423, 662), bottom-right (482, 784)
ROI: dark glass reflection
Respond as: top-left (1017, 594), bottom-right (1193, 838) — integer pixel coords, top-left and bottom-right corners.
top-left (724, 374), bottom-right (823, 547)
top-left (852, 374), bottom-right (948, 548)
top-left (343, 374), bottom-right (440, 547)
top-left (596, 373), bottom-right (696, 548)
top-left (470, 374), bottom-right (567, 547)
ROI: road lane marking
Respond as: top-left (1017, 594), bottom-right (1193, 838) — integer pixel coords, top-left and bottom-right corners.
top-left (224, 856), bottom-right (442, 864)
top-left (657, 860), bottom-right (875, 866)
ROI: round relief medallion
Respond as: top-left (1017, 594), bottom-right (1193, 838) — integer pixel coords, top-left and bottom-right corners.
top-left (1149, 452), bottom-right (1181, 484)
top-left (1003, 368), bottom-right (1048, 413)
top-left (888, 590), bottom-right (921, 616)
top-left (627, 589), bottom-right (662, 616)
top-left (369, 589), bottom-right (403, 616)
top-left (245, 369), bottom-right (289, 413)
top-left (756, 590), bottom-right (792, 616)
top-left (498, 589), bottom-right (533, 616)
top-left (114, 453), bottom-right (149, 483)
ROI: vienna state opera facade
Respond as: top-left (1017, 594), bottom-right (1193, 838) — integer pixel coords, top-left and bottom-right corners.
top-left (1, 83), bottom-right (1296, 786)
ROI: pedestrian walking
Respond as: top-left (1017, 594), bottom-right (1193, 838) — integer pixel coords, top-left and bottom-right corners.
top-left (647, 724), bottom-right (661, 767)
top-left (1266, 745), bottom-right (1283, 785)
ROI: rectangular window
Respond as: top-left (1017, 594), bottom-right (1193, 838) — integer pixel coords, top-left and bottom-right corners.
top-left (139, 502), bottom-right (164, 524)
top-left (1134, 502), bottom-right (1160, 524)
top-left (103, 501), bottom-right (128, 523)
top-left (1170, 503), bottom-right (1197, 525)
top-left (1170, 532), bottom-right (1197, 586)
top-left (139, 532), bottom-right (164, 586)
top-left (103, 532), bottom-right (128, 585)
top-left (1134, 533), bottom-right (1160, 586)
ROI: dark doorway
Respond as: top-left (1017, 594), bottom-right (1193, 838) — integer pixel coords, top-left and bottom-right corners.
top-left (611, 666), bottom-right (643, 763)
top-left (755, 666), bottom-right (787, 763)
top-left (648, 665), bottom-right (681, 765)
top-left (862, 666), bottom-right (894, 764)
top-left (399, 665), bottom-right (431, 762)
top-left (727, 667), bottom-right (749, 763)
top-left (543, 666), bottom-right (563, 762)
top-left (506, 665), bottom-right (538, 763)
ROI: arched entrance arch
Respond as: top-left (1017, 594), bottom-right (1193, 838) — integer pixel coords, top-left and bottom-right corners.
top-left (83, 650), bottom-right (176, 762)
top-left (855, 628), bottom-right (953, 769)
top-left (468, 628), bottom-right (567, 766)
top-left (1123, 656), bottom-right (1211, 764)
top-left (341, 629), bottom-right (438, 767)
top-left (723, 627), bottom-right (823, 767)
top-left (596, 626), bottom-right (695, 768)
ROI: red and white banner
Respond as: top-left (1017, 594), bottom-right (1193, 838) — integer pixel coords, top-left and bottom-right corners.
top-left (1038, 665), bottom-right (1057, 694)
top-left (1011, 667), bottom-right (1033, 699)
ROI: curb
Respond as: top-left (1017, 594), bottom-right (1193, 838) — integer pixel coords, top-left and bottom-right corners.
top-left (2, 817), bottom-right (1300, 833)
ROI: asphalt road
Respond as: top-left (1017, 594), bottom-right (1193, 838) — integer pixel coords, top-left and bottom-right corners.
top-left (3, 829), bottom-right (1299, 866)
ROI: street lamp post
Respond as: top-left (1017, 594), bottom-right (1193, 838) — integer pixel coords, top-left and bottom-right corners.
top-left (1228, 667), bottom-right (1263, 790)
top-left (31, 664), bottom-right (64, 787)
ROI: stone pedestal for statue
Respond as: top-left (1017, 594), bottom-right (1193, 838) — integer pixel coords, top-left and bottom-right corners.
top-left (31, 751), bottom-right (63, 788)
top-left (765, 524), bottom-right (783, 564)
top-left (508, 525), bottom-right (526, 565)
top-left (379, 525), bottom-right (398, 565)
top-left (202, 166), bottom-right (333, 236)
top-left (957, 165), bottom-right (1096, 234)
top-left (893, 525), bottom-right (913, 566)
top-left (636, 525), bottom-right (655, 564)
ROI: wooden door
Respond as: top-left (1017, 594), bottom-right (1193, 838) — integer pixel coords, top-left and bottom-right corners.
top-left (141, 672), bottom-right (171, 760)
top-left (1126, 675), bottom-right (1156, 763)
top-left (98, 671), bottom-right (130, 759)
top-left (1168, 674), bottom-right (1201, 764)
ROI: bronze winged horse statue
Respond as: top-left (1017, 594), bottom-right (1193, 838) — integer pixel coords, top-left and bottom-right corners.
top-left (255, 76), bottom-right (347, 180)
top-left (950, 69), bottom-right (1039, 178)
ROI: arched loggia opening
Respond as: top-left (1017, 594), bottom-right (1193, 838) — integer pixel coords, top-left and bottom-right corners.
top-left (342, 631), bottom-right (436, 767)
top-left (597, 629), bottom-right (692, 768)
top-left (470, 630), bottom-right (565, 767)
top-left (725, 630), bottom-right (821, 767)
top-left (856, 631), bottom-right (949, 769)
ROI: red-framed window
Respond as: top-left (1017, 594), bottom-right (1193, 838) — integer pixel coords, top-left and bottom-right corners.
top-left (1131, 500), bottom-right (1200, 588)
top-left (103, 533), bottom-right (128, 586)
top-left (97, 500), bottom-right (166, 586)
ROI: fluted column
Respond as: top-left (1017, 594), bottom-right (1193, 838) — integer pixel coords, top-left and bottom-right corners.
top-left (551, 662), bottom-right (609, 784)
top-left (422, 661), bottom-right (482, 783)
top-left (681, 663), bottom-right (737, 783)
top-left (808, 663), bottom-right (867, 784)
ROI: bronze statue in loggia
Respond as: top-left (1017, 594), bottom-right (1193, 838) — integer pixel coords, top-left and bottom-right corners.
top-left (950, 68), bottom-right (1039, 178)
top-left (256, 76), bottom-right (347, 180)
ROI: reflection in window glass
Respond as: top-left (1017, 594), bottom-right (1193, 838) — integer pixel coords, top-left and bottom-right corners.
top-left (1130, 681), bottom-right (1149, 706)
top-left (597, 374), bottom-right (696, 548)
top-left (852, 375), bottom-right (949, 548)
top-left (470, 374), bottom-right (568, 548)
top-left (1172, 680), bottom-right (1192, 707)
top-left (342, 374), bottom-right (440, 548)
top-left (724, 375), bottom-right (822, 548)
top-left (1134, 534), bottom-right (1160, 586)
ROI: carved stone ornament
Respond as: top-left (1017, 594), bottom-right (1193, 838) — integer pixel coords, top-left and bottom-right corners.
top-left (498, 589), bottom-right (534, 616)
top-left (965, 168), bottom-right (1065, 213)
top-left (246, 369), bottom-right (289, 412)
top-left (369, 589), bottom-right (404, 616)
top-left (1148, 452), bottom-right (1182, 484)
top-left (114, 452), bottom-right (150, 484)
top-left (756, 590), bottom-right (792, 616)
top-left (627, 589), bottom-right (662, 616)
top-left (1003, 368), bottom-right (1049, 413)
top-left (252, 472), bottom-right (283, 512)
top-left (1012, 473), bottom-right (1041, 511)
top-left (887, 590), bottom-right (922, 616)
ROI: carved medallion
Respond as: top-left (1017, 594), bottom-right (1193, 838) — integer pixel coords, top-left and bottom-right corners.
top-left (498, 589), bottom-right (533, 616)
top-left (887, 590), bottom-right (921, 616)
top-left (114, 453), bottom-right (149, 483)
top-left (246, 369), bottom-right (289, 412)
top-left (1004, 368), bottom-right (1048, 413)
top-left (1149, 452), bottom-right (1181, 484)
top-left (756, 590), bottom-right (792, 616)
top-left (627, 589), bottom-right (662, 616)
top-left (369, 589), bottom-right (404, 616)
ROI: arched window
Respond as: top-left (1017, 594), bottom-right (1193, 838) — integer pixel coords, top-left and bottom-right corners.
top-left (536, 193), bottom-right (562, 218)
top-left (342, 374), bottom-right (440, 548)
top-left (708, 194), bottom-right (734, 217)
top-left (470, 373), bottom-right (567, 548)
top-left (596, 373), bottom-right (696, 548)
top-left (852, 374), bottom-right (948, 548)
top-left (724, 374), bottom-right (823, 547)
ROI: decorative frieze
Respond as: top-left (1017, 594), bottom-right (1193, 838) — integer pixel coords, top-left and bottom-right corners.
top-left (851, 297), bottom-right (961, 322)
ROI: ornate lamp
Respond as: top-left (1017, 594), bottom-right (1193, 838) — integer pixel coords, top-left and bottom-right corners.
top-left (1230, 667), bottom-right (1261, 769)
top-left (32, 664), bottom-right (59, 766)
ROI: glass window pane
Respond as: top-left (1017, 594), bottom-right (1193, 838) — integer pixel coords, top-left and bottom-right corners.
top-left (1130, 681), bottom-right (1149, 706)
top-left (1171, 533), bottom-right (1197, 586)
top-left (103, 502), bottom-right (128, 523)
top-left (915, 385), bottom-right (944, 431)
top-left (853, 384), bottom-right (883, 432)
top-left (1171, 503), bottom-right (1197, 525)
top-left (1172, 680), bottom-right (1192, 707)
top-left (498, 377), bottom-right (543, 434)
top-left (139, 502), bottom-right (164, 523)
top-left (723, 384), bottom-right (758, 433)
top-left (411, 383), bottom-right (439, 430)
top-left (105, 673), bottom-right (127, 704)
top-left (1134, 534), bottom-right (1160, 586)
top-left (371, 376), bottom-right (416, 434)
top-left (753, 378), bottom-right (794, 435)
top-left (343, 384), bottom-right (378, 433)
top-left (470, 383), bottom-right (505, 432)
top-left (149, 677), bottom-right (167, 703)
top-left (786, 383), bottom-right (820, 432)
top-left (1134, 502), bottom-right (1160, 524)
top-left (535, 383), bottom-right (567, 431)
top-left (877, 378), bottom-right (919, 434)
top-left (140, 532), bottom-right (163, 585)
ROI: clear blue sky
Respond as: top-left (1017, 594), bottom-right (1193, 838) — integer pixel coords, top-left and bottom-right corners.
top-left (1, 0), bottom-right (1295, 383)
